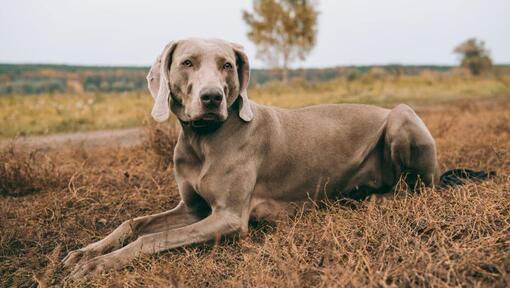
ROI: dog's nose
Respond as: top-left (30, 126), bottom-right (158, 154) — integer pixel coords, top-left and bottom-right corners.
top-left (200, 87), bottom-right (223, 108)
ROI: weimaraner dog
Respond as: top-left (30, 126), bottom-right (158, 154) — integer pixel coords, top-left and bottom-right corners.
top-left (62, 38), bottom-right (441, 279)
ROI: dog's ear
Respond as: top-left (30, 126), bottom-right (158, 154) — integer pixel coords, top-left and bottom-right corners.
top-left (146, 41), bottom-right (178, 122)
top-left (230, 43), bottom-right (253, 122)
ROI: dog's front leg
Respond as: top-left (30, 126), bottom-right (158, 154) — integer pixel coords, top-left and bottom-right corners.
top-left (66, 209), bottom-right (241, 280)
top-left (62, 201), bottom-right (202, 268)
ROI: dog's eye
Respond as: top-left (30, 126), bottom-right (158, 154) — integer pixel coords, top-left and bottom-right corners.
top-left (182, 59), bottom-right (193, 67)
top-left (223, 62), bottom-right (233, 70)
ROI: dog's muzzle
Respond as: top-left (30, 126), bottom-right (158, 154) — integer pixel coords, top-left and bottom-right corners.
top-left (200, 87), bottom-right (223, 110)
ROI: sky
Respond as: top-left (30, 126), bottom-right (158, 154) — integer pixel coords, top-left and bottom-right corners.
top-left (1, 0), bottom-right (509, 68)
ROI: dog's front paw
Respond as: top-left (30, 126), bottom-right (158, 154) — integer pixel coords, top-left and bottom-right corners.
top-left (61, 248), bottom-right (97, 268)
top-left (65, 255), bottom-right (117, 281)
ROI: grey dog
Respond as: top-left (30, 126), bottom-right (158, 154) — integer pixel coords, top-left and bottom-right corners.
top-left (62, 38), bottom-right (490, 279)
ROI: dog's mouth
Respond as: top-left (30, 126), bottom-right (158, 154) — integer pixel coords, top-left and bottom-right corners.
top-left (191, 118), bottom-right (218, 128)
top-left (199, 113), bottom-right (222, 122)
top-left (182, 113), bottom-right (225, 133)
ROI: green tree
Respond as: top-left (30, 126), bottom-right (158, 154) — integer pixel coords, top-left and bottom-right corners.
top-left (243, 0), bottom-right (318, 83)
top-left (454, 38), bottom-right (492, 76)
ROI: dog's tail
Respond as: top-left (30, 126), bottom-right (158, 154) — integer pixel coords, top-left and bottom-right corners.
top-left (439, 168), bottom-right (496, 188)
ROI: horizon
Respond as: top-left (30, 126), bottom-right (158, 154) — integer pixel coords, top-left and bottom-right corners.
top-left (1, 0), bottom-right (509, 68)
top-left (5, 62), bottom-right (510, 70)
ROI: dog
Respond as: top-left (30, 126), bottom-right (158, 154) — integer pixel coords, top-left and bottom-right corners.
top-left (62, 38), bottom-right (488, 279)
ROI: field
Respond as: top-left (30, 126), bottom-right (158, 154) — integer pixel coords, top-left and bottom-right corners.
top-left (1, 73), bottom-right (509, 138)
top-left (1, 77), bottom-right (510, 287)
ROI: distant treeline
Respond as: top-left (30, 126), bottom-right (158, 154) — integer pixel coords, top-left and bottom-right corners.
top-left (0, 64), bottom-right (148, 94)
top-left (1, 63), bottom-right (509, 95)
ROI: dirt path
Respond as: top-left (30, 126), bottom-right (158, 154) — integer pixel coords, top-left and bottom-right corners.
top-left (0, 127), bottom-right (144, 149)
top-left (1, 96), bottom-right (507, 150)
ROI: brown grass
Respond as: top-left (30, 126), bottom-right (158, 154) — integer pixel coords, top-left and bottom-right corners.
top-left (0, 146), bottom-right (71, 197)
top-left (1, 99), bottom-right (509, 287)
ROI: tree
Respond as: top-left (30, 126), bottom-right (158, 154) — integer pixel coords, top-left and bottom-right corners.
top-left (454, 38), bottom-right (492, 76)
top-left (243, 0), bottom-right (318, 83)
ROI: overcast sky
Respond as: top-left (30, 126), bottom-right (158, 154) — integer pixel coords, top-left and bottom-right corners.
top-left (1, 0), bottom-right (509, 68)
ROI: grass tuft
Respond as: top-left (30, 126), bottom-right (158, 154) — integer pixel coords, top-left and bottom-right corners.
top-left (0, 145), bottom-right (69, 197)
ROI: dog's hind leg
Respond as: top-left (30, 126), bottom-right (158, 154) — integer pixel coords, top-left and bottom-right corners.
top-left (386, 104), bottom-right (440, 187)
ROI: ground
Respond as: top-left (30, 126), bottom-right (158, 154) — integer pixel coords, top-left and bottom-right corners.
top-left (0, 98), bottom-right (509, 287)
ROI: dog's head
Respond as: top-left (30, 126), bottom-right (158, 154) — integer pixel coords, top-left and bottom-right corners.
top-left (147, 38), bottom-right (253, 126)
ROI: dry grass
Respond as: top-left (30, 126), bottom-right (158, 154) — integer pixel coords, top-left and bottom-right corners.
top-left (250, 74), bottom-right (510, 109)
top-left (0, 146), bottom-right (70, 197)
top-left (1, 99), bottom-right (509, 287)
top-left (0, 92), bottom-right (153, 138)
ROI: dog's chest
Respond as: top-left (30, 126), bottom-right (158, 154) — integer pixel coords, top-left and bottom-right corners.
top-left (174, 154), bottom-right (202, 189)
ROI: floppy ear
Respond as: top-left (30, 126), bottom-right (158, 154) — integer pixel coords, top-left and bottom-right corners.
top-left (230, 43), bottom-right (254, 122)
top-left (146, 41), bottom-right (178, 122)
